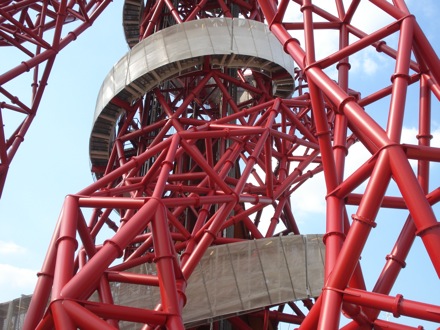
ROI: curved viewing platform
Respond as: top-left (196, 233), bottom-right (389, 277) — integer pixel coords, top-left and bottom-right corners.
top-left (122, 0), bottom-right (143, 48)
top-left (89, 17), bottom-right (296, 173)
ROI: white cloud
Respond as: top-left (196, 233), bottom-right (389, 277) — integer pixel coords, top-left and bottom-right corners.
top-left (344, 141), bottom-right (371, 189)
top-left (0, 264), bottom-right (37, 301)
top-left (342, 126), bottom-right (440, 196)
top-left (429, 127), bottom-right (440, 148)
top-left (402, 126), bottom-right (440, 169)
top-left (0, 242), bottom-right (37, 301)
top-left (0, 241), bottom-right (27, 255)
top-left (349, 48), bottom-right (386, 77)
top-left (362, 56), bottom-right (379, 76)
top-left (401, 126), bottom-right (440, 147)
top-left (401, 126), bottom-right (418, 144)
top-left (290, 172), bottom-right (326, 216)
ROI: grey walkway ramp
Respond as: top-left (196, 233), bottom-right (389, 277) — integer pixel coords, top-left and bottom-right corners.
top-left (0, 295), bottom-right (31, 330)
top-left (183, 234), bottom-right (324, 325)
top-left (115, 234), bottom-right (324, 327)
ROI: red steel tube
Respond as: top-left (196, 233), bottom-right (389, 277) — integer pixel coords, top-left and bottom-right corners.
top-left (52, 301), bottom-right (76, 330)
top-left (79, 138), bottom-right (172, 196)
top-left (364, 73), bottom-right (434, 322)
top-left (62, 300), bottom-right (116, 329)
top-left (316, 18), bottom-right (402, 71)
top-left (181, 201), bottom-right (237, 278)
top-left (52, 196), bottom-right (78, 299)
top-left (366, 215), bottom-right (415, 321)
top-left (84, 300), bottom-right (168, 325)
top-left (386, 16), bottom-right (414, 142)
top-left (302, 6), bottom-right (349, 307)
top-left (271, 8), bottom-right (440, 282)
top-left (23, 217), bottom-right (62, 330)
top-left (107, 271), bottom-right (159, 286)
top-left (388, 146), bottom-right (440, 277)
top-left (60, 198), bottom-right (160, 299)
top-left (373, 319), bottom-right (424, 330)
top-left (318, 151), bottom-right (392, 329)
top-left (344, 288), bottom-right (440, 323)
top-left (151, 203), bottom-right (185, 329)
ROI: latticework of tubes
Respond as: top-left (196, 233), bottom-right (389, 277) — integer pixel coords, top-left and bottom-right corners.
top-left (10, 1), bottom-right (440, 329)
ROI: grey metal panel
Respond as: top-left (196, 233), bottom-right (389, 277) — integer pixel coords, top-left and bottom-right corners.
top-left (109, 235), bottom-right (324, 327)
top-left (183, 234), bottom-right (324, 326)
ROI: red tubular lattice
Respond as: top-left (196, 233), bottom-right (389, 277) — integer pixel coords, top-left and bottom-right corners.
top-left (12, 1), bottom-right (440, 329)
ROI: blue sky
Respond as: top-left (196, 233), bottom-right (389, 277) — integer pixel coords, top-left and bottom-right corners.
top-left (1, 0), bottom-right (440, 329)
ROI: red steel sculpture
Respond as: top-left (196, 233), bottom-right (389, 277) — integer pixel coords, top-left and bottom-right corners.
top-left (0, 0), bottom-right (439, 329)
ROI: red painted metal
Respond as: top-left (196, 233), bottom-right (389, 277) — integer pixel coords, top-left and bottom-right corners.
top-left (0, 0), bottom-right (112, 197)
top-left (255, 2), bottom-right (440, 329)
top-left (0, 0), bottom-right (438, 329)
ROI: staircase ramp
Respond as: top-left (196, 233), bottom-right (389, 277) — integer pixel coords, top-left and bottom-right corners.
top-left (116, 234), bottom-right (324, 327)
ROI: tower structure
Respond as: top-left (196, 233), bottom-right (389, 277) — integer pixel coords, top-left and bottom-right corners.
top-left (1, 0), bottom-right (440, 329)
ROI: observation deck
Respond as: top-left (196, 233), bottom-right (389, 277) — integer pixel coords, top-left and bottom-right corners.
top-left (122, 0), bottom-right (143, 48)
top-left (89, 18), bottom-right (296, 173)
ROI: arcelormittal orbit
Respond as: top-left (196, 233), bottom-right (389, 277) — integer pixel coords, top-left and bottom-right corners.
top-left (1, 0), bottom-right (440, 329)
